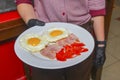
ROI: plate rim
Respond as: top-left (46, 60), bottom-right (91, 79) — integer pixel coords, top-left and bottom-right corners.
top-left (14, 22), bottom-right (95, 69)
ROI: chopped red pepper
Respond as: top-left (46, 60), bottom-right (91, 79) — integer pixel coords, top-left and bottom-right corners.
top-left (56, 49), bottom-right (66, 61)
top-left (56, 42), bottom-right (88, 61)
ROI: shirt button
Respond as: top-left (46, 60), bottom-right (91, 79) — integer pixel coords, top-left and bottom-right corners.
top-left (62, 12), bottom-right (65, 16)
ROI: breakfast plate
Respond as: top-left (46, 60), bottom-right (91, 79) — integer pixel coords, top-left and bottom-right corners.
top-left (14, 22), bottom-right (95, 69)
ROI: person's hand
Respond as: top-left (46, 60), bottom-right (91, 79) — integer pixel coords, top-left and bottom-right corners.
top-left (27, 19), bottom-right (45, 28)
top-left (94, 41), bottom-right (106, 68)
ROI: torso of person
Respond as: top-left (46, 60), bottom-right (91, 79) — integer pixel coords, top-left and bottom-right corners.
top-left (34, 0), bottom-right (91, 25)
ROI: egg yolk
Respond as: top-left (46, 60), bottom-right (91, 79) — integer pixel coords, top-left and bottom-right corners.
top-left (50, 30), bottom-right (63, 37)
top-left (27, 38), bottom-right (41, 46)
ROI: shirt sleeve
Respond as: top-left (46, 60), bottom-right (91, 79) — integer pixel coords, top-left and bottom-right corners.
top-left (88, 0), bottom-right (106, 17)
top-left (15, 0), bottom-right (32, 5)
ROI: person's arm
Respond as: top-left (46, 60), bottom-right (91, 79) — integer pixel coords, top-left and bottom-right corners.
top-left (16, 2), bottom-right (45, 28)
top-left (92, 16), bottom-right (106, 68)
top-left (92, 16), bottom-right (105, 43)
top-left (89, 0), bottom-right (106, 41)
top-left (17, 3), bottom-right (36, 23)
top-left (89, 0), bottom-right (106, 68)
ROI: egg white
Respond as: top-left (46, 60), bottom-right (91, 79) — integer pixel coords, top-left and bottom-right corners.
top-left (20, 33), bottom-right (48, 52)
top-left (44, 27), bottom-right (69, 42)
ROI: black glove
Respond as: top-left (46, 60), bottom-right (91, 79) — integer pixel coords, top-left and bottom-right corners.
top-left (27, 19), bottom-right (45, 28)
top-left (94, 41), bottom-right (106, 68)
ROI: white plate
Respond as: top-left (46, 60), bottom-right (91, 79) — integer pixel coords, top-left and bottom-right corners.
top-left (14, 22), bottom-right (95, 69)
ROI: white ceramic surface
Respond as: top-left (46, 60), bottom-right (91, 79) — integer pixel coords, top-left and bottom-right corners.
top-left (14, 22), bottom-right (95, 69)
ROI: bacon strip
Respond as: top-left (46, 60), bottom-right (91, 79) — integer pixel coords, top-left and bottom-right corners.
top-left (56, 33), bottom-right (80, 46)
top-left (40, 33), bottom-right (80, 59)
top-left (40, 44), bottom-right (63, 59)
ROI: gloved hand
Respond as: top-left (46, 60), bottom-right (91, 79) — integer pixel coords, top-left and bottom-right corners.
top-left (94, 41), bottom-right (106, 68)
top-left (27, 19), bottom-right (45, 28)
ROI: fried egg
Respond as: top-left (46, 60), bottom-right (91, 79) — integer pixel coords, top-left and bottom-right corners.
top-left (45, 27), bottom-right (69, 42)
top-left (20, 33), bottom-right (48, 52)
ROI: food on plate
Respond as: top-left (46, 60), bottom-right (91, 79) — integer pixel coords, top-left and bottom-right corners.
top-left (56, 42), bottom-right (88, 61)
top-left (40, 43), bottom-right (63, 59)
top-left (44, 27), bottom-right (69, 42)
top-left (19, 27), bottom-right (88, 61)
top-left (40, 33), bottom-right (88, 61)
top-left (20, 33), bottom-right (48, 52)
top-left (40, 33), bottom-right (77, 59)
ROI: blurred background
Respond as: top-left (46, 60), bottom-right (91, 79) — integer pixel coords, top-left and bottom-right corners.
top-left (0, 0), bottom-right (120, 80)
top-left (0, 0), bottom-right (16, 13)
top-left (102, 0), bottom-right (120, 80)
